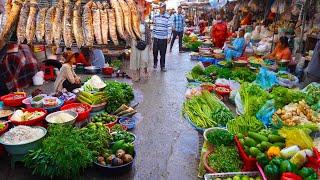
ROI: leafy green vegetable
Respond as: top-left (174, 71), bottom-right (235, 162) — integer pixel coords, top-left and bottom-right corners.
top-left (231, 67), bottom-right (257, 83)
top-left (110, 60), bottom-right (122, 70)
top-left (208, 145), bottom-right (243, 172)
top-left (304, 84), bottom-right (320, 112)
top-left (104, 81), bottom-right (134, 113)
top-left (183, 91), bottom-right (234, 129)
top-left (211, 107), bottom-right (235, 126)
top-left (24, 125), bottom-right (93, 179)
top-left (240, 83), bottom-right (271, 116)
top-left (204, 65), bottom-right (220, 76)
top-left (227, 114), bottom-right (265, 134)
top-left (206, 129), bottom-right (234, 146)
top-left (217, 68), bottom-right (233, 79)
top-left (270, 86), bottom-right (305, 109)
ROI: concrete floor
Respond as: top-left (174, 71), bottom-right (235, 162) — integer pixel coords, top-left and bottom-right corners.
top-left (0, 45), bottom-right (199, 180)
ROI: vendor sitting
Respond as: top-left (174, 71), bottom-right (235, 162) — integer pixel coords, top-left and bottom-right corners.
top-left (264, 36), bottom-right (292, 62)
top-left (54, 53), bottom-right (81, 92)
top-left (224, 29), bottom-right (246, 61)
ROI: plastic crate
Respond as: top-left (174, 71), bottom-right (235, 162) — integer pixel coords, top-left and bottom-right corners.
top-left (234, 136), bottom-right (257, 171)
top-left (204, 171), bottom-right (261, 180)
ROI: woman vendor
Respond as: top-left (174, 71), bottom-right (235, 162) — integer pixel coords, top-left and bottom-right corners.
top-left (211, 14), bottom-right (228, 48)
top-left (224, 29), bottom-right (246, 61)
top-left (264, 36), bottom-right (292, 61)
top-left (54, 53), bottom-right (81, 92)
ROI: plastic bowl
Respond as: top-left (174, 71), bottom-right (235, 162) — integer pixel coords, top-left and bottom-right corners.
top-left (0, 126), bottom-right (47, 155)
top-left (109, 123), bottom-right (128, 132)
top-left (104, 116), bottom-right (119, 128)
top-left (94, 151), bottom-right (135, 175)
top-left (119, 117), bottom-right (136, 130)
top-left (9, 108), bottom-right (47, 126)
top-left (45, 110), bottom-right (78, 125)
top-left (215, 86), bottom-right (231, 96)
top-left (61, 103), bottom-right (92, 122)
top-left (102, 67), bottom-right (113, 75)
top-left (203, 150), bottom-right (216, 173)
top-left (22, 97), bottom-right (32, 108)
top-left (203, 127), bottom-right (228, 142)
top-left (111, 131), bottom-right (136, 144)
top-left (1, 93), bottom-right (27, 107)
top-left (44, 99), bottom-right (64, 113)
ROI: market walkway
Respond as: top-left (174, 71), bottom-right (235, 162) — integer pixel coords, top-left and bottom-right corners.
top-left (0, 45), bottom-right (199, 180)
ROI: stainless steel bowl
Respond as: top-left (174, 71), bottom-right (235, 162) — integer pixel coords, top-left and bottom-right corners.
top-left (45, 110), bottom-right (78, 125)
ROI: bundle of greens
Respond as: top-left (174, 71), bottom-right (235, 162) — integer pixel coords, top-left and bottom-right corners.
top-left (183, 91), bottom-right (234, 129)
top-left (24, 125), bottom-right (93, 179)
top-left (270, 86), bottom-right (305, 109)
top-left (186, 64), bottom-right (212, 82)
top-left (240, 83), bottom-right (271, 116)
top-left (110, 60), bottom-right (122, 70)
top-left (208, 145), bottom-right (243, 172)
top-left (204, 65), bottom-right (220, 76)
top-left (104, 81), bottom-right (134, 113)
top-left (216, 68), bottom-right (233, 79)
top-left (231, 67), bottom-right (257, 83)
top-left (206, 129), bottom-right (234, 146)
top-left (227, 114), bottom-right (265, 134)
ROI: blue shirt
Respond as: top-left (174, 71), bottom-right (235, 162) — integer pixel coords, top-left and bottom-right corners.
top-left (153, 13), bottom-right (172, 39)
top-left (173, 13), bottom-right (185, 32)
top-left (92, 49), bottom-right (105, 68)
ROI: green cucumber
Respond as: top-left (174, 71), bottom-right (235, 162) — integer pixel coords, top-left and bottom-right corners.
top-left (244, 137), bottom-right (257, 147)
top-left (273, 142), bottom-right (285, 148)
top-left (268, 134), bottom-right (285, 143)
top-left (248, 131), bottom-right (268, 142)
top-left (249, 147), bottom-right (262, 157)
top-left (261, 141), bottom-right (273, 151)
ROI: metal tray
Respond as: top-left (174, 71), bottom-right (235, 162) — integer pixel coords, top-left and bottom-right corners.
top-left (204, 171), bottom-right (260, 180)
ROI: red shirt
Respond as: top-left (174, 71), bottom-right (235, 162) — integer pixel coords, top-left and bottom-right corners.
top-left (211, 21), bottom-right (228, 48)
top-left (76, 53), bottom-right (90, 66)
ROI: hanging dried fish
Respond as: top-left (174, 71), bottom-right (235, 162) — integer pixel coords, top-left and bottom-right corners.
top-left (45, 6), bottom-right (55, 45)
top-left (16, 2), bottom-right (30, 44)
top-left (107, 9), bottom-right (118, 45)
top-left (110, 0), bottom-right (125, 39)
top-left (92, 2), bottom-right (102, 44)
top-left (126, 0), bottom-right (141, 39)
top-left (35, 7), bottom-right (47, 42)
top-left (0, 0), bottom-right (25, 49)
top-left (53, 0), bottom-right (64, 46)
top-left (83, 1), bottom-right (94, 47)
top-left (72, 0), bottom-right (84, 48)
top-left (25, 0), bottom-right (38, 44)
top-left (2, 0), bottom-right (13, 31)
top-left (63, 0), bottom-right (73, 48)
top-left (101, 2), bottom-right (109, 44)
top-left (118, 0), bottom-right (134, 38)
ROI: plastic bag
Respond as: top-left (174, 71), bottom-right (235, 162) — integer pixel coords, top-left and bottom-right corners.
top-left (32, 71), bottom-right (44, 86)
top-left (256, 100), bottom-right (276, 126)
top-left (235, 91), bottom-right (244, 115)
top-left (254, 67), bottom-right (277, 90)
top-left (277, 71), bottom-right (299, 88)
top-left (215, 78), bottom-right (240, 91)
top-left (279, 127), bottom-right (314, 149)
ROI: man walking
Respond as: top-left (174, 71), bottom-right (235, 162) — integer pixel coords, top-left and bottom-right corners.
top-left (153, 3), bottom-right (172, 72)
top-left (170, 6), bottom-right (185, 53)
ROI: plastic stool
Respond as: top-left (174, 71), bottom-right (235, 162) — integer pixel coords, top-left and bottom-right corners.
top-left (42, 65), bottom-right (56, 81)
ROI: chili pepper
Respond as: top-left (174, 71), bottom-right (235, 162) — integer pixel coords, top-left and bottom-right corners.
top-left (281, 172), bottom-right (302, 180)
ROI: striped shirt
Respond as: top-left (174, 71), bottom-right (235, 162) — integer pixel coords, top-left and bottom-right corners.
top-left (173, 13), bottom-right (185, 32)
top-left (153, 13), bottom-right (172, 39)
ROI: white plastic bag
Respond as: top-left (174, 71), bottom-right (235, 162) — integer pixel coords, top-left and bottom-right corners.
top-left (32, 71), bottom-right (44, 86)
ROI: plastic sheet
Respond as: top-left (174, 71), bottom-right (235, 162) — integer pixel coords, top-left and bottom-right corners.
top-left (254, 67), bottom-right (277, 90)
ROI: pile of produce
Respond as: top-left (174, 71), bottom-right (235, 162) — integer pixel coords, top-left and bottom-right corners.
top-left (1, 125), bottom-right (45, 145)
top-left (82, 75), bottom-right (106, 92)
top-left (46, 111), bottom-right (76, 123)
top-left (10, 110), bottom-right (45, 122)
top-left (272, 100), bottom-right (320, 126)
top-left (270, 86), bottom-right (305, 109)
top-left (112, 131), bottom-right (135, 143)
top-left (208, 145), bottom-right (243, 173)
top-left (0, 109), bottom-right (13, 118)
top-left (63, 104), bottom-right (91, 114)
top-left (186, 64), bottom-right (212, 83)
top-left (208, 175), bottom-right (262, 180)
top-left (183, 34), bottom-right (203, 51)
top-left (97, 148), bottom-right (133, 167)
top-left (112, 104), bottom-right (137, 117)
top-left (227, 114), bottom-right (265, 134)
top-left (104, 81), bottom-right (134, 113)
top-left (0, 122), bottom-right (6, 130)
top-left (206, 128), bottom-right (234, 147)
top-left (91, 112), bottom-right (117, 124)
top-left (304, 83), bottom-right (320, 112)
top-left (183, 91), bottom-right (234, 129)
top-left (110, 124), bottom-right (127, 132)
top-left (240, 83), bottom-right (270, 117)
top-left (77, 91), bottom-right (107, 105)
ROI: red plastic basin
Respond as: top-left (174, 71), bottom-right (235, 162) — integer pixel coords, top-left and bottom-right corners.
top-left (9, 108), bottom-right (47, 126)
top-left (1, 93), bottom-right (27, 107)
top-left (61, 103), bottom-right (92, 122)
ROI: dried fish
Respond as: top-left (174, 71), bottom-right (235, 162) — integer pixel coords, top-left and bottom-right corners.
top-left (83, 1), bottom-right (94, 47)
top-left (101, 2), bottom-right (109, 44)
top-left (35, 7), bottom-right (47, 42)
top-left (0, 0), bottom-right (25, 49)
top-left (72, 0), bottom-right (84, 48)
top-left (107, 9), bottom-right (118, 45)
top-left (126, 0), bottom-right (141, 39)
top-left (1, 0), bottom-right (13, 31)
top-left (118, 0), bottom-right (134, 38)
top-left (92, 2), bottom-right (102, 44)
top-left (25, 0), bottom-right (38, 44)
top-left (53, 0), bottom-right (64, 46)
top-left (16, 2), bottom-right (30, 44)
top-left (63, 0), bottom-right (73, 48)
top-left (45, 6), bottom-right (55, 45)
top-left (110, 0), bottom-right (125, 39)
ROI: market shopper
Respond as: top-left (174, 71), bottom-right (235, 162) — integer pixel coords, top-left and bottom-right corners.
top-left (211, 14), bottom-right (228, 48)
top-left (130, 12), bottom-right (152, 81)
top-left (224, 29), bottom-right (246, 61)
top-left (264, 36), bottom-right (292, 62)
top-left (54, 53), bottom-right (81, 92)
top-left (169, 6), bottom-right (185, 53)
top-left (301, 39), bottom-right (320, 88)
top-left (152, 3), bottom-right (172, 72)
